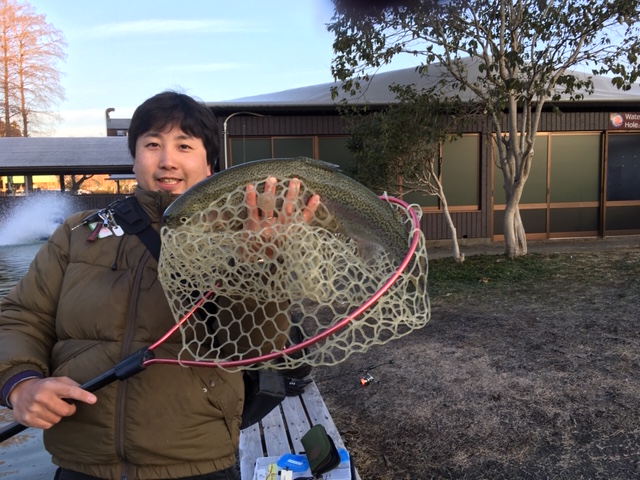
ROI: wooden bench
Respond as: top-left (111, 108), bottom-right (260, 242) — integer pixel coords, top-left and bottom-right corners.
top-left (239, 379), bottom-right (360, 480)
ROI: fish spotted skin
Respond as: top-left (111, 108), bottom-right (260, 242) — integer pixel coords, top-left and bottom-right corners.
top-left (162, 157), bottom-right (409, 263)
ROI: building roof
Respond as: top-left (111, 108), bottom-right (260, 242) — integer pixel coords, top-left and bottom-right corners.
top-left (208, 60), bottom-right (640, 110)
top-left (0, 137), bottom-right (133, 176)
top-left (106, 118), bottom-right (131, 130)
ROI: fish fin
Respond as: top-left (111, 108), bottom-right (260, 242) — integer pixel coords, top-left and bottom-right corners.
top-left (355, 238), bottom-right (386, 262)
top-left (298, 156), bottom-right (342, 174)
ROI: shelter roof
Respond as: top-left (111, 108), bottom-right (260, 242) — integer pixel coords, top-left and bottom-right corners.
top-left (0, 137), bottom-right (132, 176)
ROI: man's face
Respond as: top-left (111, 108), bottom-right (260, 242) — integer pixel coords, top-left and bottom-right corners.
top-left (133, 125), bottom-right (211, 195)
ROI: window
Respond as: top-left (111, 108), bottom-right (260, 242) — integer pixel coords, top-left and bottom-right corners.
top-left (404, 134), bottom-right (480, 209)
top-left (606, 134), bottom-right (640, 201)
top-left (442, 135), bottom-right (480, 208)
top-left (550, 134), bottom-right (601, 203)
top-left (318, 137), bottom-right (354, 171)
top-left (273, 138), bottom-right (313, 158)
top-left (230, 138), bottom-right (271, 165)
top-left (494, 135), bottom-right (548, 205)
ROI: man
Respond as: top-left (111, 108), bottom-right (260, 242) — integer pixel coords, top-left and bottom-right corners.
top-left (0, 91), bottom-right (318, 480)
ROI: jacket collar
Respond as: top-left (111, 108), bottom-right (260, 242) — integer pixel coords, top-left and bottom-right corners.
top-left (133, 187), bottom-right (179, 224)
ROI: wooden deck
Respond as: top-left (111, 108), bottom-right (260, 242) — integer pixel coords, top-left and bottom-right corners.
top-left (239, 380), bottom-right (359, 480)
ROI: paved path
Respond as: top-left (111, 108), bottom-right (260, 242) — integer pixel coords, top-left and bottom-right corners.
top-left (427, 235), bottom-right (640, 259)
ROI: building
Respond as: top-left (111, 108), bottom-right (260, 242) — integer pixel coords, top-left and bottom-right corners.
top-left (2, 63), bottom-right (639, 243)
top-left (105, 108), bottom-right (131, 137)
top-left (209, 63), bottom-right (640, 242)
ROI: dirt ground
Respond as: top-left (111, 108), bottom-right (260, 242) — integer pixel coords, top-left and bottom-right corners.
top-left (313, 237), bottom-right (640, 480)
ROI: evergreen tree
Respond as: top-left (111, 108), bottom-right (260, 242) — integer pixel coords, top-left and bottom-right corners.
top-left (0, 117), bottom-right (21, 136)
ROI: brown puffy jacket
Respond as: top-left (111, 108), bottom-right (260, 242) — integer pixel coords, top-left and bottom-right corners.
top-left (0, 188), bottom-right (244, 479)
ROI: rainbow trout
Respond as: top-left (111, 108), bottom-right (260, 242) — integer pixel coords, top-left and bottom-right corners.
top-left (162, 157), bottom-right (410, 263)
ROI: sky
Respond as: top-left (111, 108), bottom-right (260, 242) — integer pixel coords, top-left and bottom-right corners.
top-left (24, 0), bottom-right (417, 138)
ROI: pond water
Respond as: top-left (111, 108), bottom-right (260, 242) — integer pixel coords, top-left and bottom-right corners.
top-left (0, 243), bottom-right (58, 478)
top-left (0, 243), bottom-right (41, 298)
top-left (0, 198), bottom-right (66, 478)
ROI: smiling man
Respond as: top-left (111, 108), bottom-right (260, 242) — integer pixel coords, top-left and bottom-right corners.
top-left (128, 92), bottom-right (218, 195)
top-left (0, 92), bottom-right (243, 480)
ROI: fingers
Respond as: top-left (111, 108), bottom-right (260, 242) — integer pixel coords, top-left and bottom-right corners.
top-left (245, 177), bottom-right (277, 231)
top-left (9, 377), bottom-right (97, 429)
top-left (258, 177), bottom-right (277, 219)
top-left (242, 176), bottom-right (321, 261)
top-left (243, 176), bottom-right (321, 244)
top-left (282, 178), bottom-right (300, 217)
top-left (245, 184), bottom-right (258, 225)
top-left (56, 377), bottom-right (98, 405)
top-left (302, 194), bottom-right (320, 223)
top-left (282, 178), bottom-right (320, 222)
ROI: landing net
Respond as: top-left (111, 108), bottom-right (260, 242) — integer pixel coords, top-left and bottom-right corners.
top-left (158, 178), bottom-right (430, 371)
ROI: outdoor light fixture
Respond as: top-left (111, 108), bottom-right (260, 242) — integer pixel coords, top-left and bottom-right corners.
top-left (222, 111), bottom-right (265, 171)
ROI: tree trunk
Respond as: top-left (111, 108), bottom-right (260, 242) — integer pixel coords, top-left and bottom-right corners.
top-left (503, 198), bottom-right (528, 259)
top-left (440, 195), bottom-right (464, 263)
top-left (2, 34), bottom-right (10, 136)
top-left (18, 48), bottom-right (26, 136)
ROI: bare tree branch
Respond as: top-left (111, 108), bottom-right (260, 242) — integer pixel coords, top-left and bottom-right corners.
top-left (0, 0), bottom-right (66, 136)
top-left (330, 0), bottom-right (640, 257)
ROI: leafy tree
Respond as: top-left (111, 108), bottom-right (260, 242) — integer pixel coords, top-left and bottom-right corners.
top-left (64, 174), bottom-right (94, 193)
top-left (345, 88), bottom-right (475, 262)
top-left (329, 0), bottom-right (640, 258)
top-left (0, 116), bottom-right (21, 135)
top-left (1, 0), bottom-right (66, 137)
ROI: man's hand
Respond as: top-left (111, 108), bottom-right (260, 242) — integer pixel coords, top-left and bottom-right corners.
top-left (242, 177), bottom-right (320, 260)
top-left (244, 177), bottom-right (320, 233)
top-left (8, 377), bottom-right (97, 429)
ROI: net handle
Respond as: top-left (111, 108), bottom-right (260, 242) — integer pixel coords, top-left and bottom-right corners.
top-left (145, 195), bottom-right (422, 369)
top-left (0, 198), bottom-right (421, 442)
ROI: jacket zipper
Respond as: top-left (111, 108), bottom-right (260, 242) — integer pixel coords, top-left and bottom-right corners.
top-left (116, 249), bottom-right (151, 480)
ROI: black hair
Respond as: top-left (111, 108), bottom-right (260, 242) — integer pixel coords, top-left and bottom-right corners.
top-left (128, 91), bottom-right (220, 171)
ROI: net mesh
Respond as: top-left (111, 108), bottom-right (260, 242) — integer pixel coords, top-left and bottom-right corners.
top-left (158, 178), bottom-right (430, 371)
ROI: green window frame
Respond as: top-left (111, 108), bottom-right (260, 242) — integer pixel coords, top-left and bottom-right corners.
top-left (494, 135), bottom-right (548, 205)
top-left (441, 135), bottom-right (480, 208)
top-left (318, 137), bottom-right (354, 172)
top-left (606, 134), bottom-right (640, 201)
top-left (405, 134), bottom-right (480, 209)
top-left (230, 138), bottom-right (271, 166)
top-left (273, 138), bottom-right (314, 158)
top-left (550, 134), bottom-right (601, 203)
